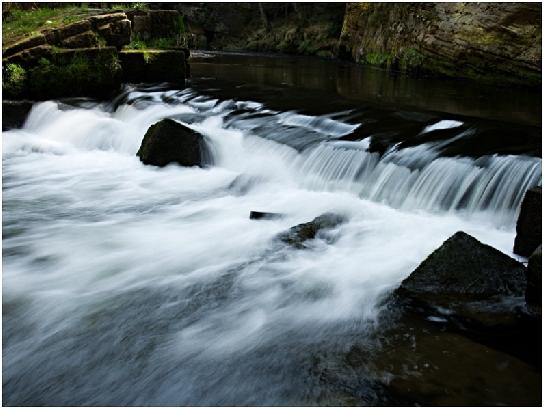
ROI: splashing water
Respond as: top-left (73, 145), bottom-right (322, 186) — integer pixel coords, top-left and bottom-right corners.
top-left (2, 87), bottom-right (541, 405)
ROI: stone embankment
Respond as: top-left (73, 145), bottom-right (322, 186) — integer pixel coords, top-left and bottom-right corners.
top-left (2, 10), bottom-right (190, 100)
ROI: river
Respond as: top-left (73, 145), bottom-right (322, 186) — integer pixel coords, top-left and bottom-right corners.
top-left (2, 52), bottom-right (541, 405)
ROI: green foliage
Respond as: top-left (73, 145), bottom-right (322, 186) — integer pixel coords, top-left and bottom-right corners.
top-left (130, 3), bottom-right (148, 11)
top-left (3, 5), bottom-right (89, 44)
top-left (400, 47), bottom-right (425, 72)
top-left (175, 14), bottom-right (186, 34)
top-left (27, 52), bottom-right (121, 99)
top-left (126, 35), bottom-right (148, 50)
top-left (125, 36), bottom-right (179, 50)
top-left (108, 3), bottom-right (147, 11)
top-left (109, 4), bottom-right (127, 11)
top-left (2, 63), bottom-right (27, 97)
top-left (365, 51), bottom-right (394, 67)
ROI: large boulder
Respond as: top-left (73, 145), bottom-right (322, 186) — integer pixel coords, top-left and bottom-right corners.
top-left (514, 187), bottom-right (542, 257)
top-left (276, 213), bottom-right (346, 249)
top-left (397, 231), bottom-right (526, 327)
top-left (137, 119), bottom-right (212, 167)
top-left (526, 245), bottom-right (542, 310)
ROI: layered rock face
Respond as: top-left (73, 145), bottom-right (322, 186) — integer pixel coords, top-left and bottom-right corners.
top-left (338, 2), bottom-right (541, 85)
top-left (2, 11), bottom-right (190, 100)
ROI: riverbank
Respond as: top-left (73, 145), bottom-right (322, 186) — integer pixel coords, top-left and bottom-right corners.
top-left (172, 2), bottom-right (541, 86)
top-left (2, 7), bottom-right (189, 100)
top-left (2, 2), bottom-right (541, 102)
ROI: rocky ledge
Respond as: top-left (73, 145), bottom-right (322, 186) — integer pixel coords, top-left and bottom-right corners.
top-left (2, 11), bottom-right (190, 101)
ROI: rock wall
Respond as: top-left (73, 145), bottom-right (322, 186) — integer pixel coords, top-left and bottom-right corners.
top-left (155, 2), bottom-right (541, 85)
top-left (158, 2), bottom-right (346, 57)
top-left (2, 11), bottom-right (190, 100)
top-left (338, 2), bottom-right (541, 85)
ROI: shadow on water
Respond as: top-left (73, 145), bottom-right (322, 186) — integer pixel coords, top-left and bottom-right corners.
top-left (190, 51), bottom-right (541, 126)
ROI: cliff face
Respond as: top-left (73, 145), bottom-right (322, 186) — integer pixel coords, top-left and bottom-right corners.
top-left (338, 2), bottom-right (541, 85)
top-left (154, 2), bottom-right (540, 86)
top-left (159, 3), bottom-right (346, 57)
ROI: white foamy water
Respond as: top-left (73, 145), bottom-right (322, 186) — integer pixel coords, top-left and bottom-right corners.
top-left (2, 88), bottom-right (541, 405)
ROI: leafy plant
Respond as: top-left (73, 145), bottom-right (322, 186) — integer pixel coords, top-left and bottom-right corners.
top-left (3, 63), bottom-right (27, 97)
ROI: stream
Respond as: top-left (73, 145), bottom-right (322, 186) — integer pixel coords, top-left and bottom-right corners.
top-left (2, 52), bottom-right (541, 405)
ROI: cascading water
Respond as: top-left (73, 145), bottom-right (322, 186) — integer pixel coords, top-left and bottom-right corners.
top-left (3, 85), bottom-right (541, 405)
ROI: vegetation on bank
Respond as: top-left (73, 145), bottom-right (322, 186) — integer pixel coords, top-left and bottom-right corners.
top-left (3, 5), bottom-right (91, 45)
top-left (2, 3), bottom-right (149, 46)
top-left (3, 50), bottom-right (122, 100)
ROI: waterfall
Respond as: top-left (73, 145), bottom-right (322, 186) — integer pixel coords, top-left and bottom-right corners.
top-left (295, 141), bottom-right (541, 226)
top-left (5, 88), bottom-right (540, 229)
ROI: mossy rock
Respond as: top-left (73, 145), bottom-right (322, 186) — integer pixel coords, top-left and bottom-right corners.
top-left (24, 47), bottom-right (122, 100)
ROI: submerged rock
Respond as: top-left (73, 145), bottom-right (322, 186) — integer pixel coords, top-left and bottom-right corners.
top-left (514, 186), bottom-right (542, 257)
top-left (397, 231), bottom-right (526, 327)
top-left (276, 213), bottom-right (346, 248)
top-left (526, 245), bottom-right (542, 310)
top-left (344, 311), bottom-right (541, 406)
top-left (249, 211), bottom-right (284, 220)
top-left (137, 119), bottom-right (212, 167)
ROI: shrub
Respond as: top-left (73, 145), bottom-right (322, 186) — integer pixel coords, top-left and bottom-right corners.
top-left (3, 63), bottom-right (27, 98)
top-left (27, 51), bottom-right (122, 99)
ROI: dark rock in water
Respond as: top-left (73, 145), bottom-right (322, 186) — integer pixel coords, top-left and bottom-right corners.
top-left (249, 211), bottom-right (284, 221)
top-left (397, 231), bottom-right (526, 328)
top-left (346, 310), bottom-right (541, 406)
top-left (399, 231), bottom-right (525, 299)
top-left (514, 187), bottom-right (542, 257)
top-left (277, 213), bottom-right (346, 248)
top-left (137, 119), bottom-right (212, 167)
top-left (2, 100), bottom-right (33, 130)
top-left (526, 245), bottom-right (542, 310)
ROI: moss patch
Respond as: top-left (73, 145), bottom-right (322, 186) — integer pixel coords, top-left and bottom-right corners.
top-left (365, 51), bottom-right (394, 67)
top-left (24, 49), bottom-right (122, 99)
top-left (125, 36), bottom-right (180, 50)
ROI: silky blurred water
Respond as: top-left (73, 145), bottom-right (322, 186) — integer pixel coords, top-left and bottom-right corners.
top-left (2, 84), bottom-right (541, 405)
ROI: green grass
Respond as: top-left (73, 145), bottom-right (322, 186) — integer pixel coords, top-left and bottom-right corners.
top-left (125, 36), bottom-right (180, 50)
top-left (2, 5), bottom-right (92, 45)
top-left (110, 3), bottom-right (148, 11)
